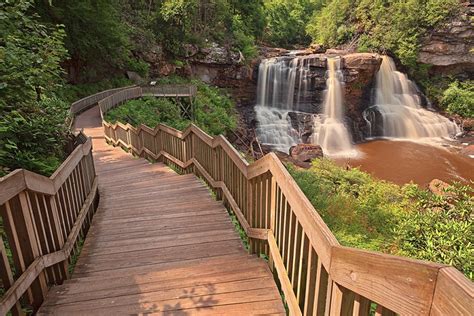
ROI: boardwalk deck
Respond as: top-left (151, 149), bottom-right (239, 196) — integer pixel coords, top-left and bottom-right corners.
top-left (38, 106), bottom-right (285, 315)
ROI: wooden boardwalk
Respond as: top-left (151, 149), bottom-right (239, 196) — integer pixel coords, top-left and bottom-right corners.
top-left (38, 106), bottom-right (285, 315)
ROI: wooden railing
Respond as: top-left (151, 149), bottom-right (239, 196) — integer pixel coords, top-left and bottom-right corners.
top-left (0, 133), bottom-right (99, 315)
top-left (70, 85), bottom-right (136, 115)
top-left (141, 84), bottom-right (197, 97)
top-left (101, 87), bottom-right (473, 315)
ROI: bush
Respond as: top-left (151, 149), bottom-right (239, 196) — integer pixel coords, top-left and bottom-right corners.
top-left (288, 160), bottom-right (405, 251)
top-left (105, 97), bottom-right (189, 131)
top-left (441, 81), bottom-right (474, 118)
top-left (396, 183), bottom-right (473, 279)
top-left (288, 159), bottom-right (473, 279)
top-left (0, 97), bottom-right (71, 177)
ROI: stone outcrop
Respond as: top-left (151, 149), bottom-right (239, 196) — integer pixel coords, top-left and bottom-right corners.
top-left (418, 3), bottom-right (474, 75)
top-left (289, 144), bottom-right (324, 162)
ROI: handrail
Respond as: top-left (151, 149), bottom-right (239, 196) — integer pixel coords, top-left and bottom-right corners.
top-left (101, 86), bottom-right (473, 315)
top-left (0, 132), bottom-right (99, 315)
top-left (70, 85), bottom-right (137, 115)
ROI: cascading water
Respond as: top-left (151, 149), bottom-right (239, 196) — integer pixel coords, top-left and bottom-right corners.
top-left (364, 56), bottom-right (460, 139)
top-left (255, 56), bottom-right (314, 152)
top-left (312, 58), bottom-right (356, 157)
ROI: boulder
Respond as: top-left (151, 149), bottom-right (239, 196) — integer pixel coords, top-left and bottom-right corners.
top-left (428, 179), bottom-right (451, 196)
top-left (126, 71), bottom-right (145, 84)
top-left (289, 144), bottom-right (324, 163)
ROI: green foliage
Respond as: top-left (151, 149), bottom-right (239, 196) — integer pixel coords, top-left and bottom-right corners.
top-left (396, 183), bottom-right (473, 279)
top-left (0, 0), bottom-right (67, 111)
top-left (0, 97), bottom-right (71, 177)
top-left (288, 160), bottom-right (405, 251)
top-left (0, 0), bottom-right (70, 177)
top-left (105, 97), bottom-right (189, 131)
top-left (57, 77), bottom-right (133, 104)
top-left (105, 78), bottom-right (237, 136)
top-left (265, 0), bottom-right (322, 48)
top-left (288, 160), bottom-right (473, 279)
top-left (35, 0), bottom-right (132, 82)
top-left (441, 81), bottom-right (474, 118)
top-left (231, 15), bottom-right (257, 59)
top-left (306, 0), bottom-right (459, 68)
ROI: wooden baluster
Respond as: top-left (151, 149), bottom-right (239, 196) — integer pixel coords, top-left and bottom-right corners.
top-left (304, 246), bottom-right (317, 315)
top-left (0, 207), bottom-right (23, 316)
top-left (352, 295), bottom-right (371, 316)
top-left (5, 193), bottom-right (47, 309)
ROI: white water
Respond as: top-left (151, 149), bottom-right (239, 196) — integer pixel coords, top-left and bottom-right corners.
top-left (312, 58), bottom-right (356, 157)
top-left (365, 56), bottom-right (460, 139)
top-left (255, 56), bottom-right (315, 152)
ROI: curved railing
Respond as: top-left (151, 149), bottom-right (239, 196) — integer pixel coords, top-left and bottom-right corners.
top-left (101, 87), bottom-right (473, 315)
top-left (70, 86), bottom-right (136, 115)
top-left (0, 132), bottom-right (99, 315)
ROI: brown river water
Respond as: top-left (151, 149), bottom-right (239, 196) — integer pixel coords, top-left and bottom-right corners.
top-left (334, 140), bottom-right (474, 187)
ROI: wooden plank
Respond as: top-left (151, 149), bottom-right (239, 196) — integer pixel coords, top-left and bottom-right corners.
top-left (330, 246), bottom-right (443, 315)
top-left (430, 267), bottom-right (474, 316)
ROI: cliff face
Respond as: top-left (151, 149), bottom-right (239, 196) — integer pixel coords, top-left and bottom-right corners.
top-left (418, 3), bottom-right (474, 75)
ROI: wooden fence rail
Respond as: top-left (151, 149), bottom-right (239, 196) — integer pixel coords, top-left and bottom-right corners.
top-left (101, 87), bottom-right (473, 316)
top-left (0, 133), bottom-right (99, 315)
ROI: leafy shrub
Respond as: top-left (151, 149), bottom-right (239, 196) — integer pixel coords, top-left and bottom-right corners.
top-left (395, 183), bottom-right (473, 279)
top-left (231, 15), bottom-right (257, 60)
top-left (288, 160), bottom-right (405, 251)
top-left (126, 58), bottom-right (149, 78)
top-left (288, 159), bottom-right (473, 279)
top-left (0, 97), bottom-right (71, 177)
top-left (441, 81), bottom-right (474, 118)
top-left (105, 97), bottom-right (189, 131)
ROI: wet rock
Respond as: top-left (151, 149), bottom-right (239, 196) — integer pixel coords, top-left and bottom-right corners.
top-left (460, 144), bottom-right (474, 157)
top-left (289, 144), bottom-right (324, 163)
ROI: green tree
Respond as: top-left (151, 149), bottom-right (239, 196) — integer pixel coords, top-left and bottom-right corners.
top-left (306, 0), bottom-right (459, 68)
top-left (35, 0), bottom-right (132, 82)
top-left (0, 0), bottom-right (67, 111)
top-left (0, 0), bottom-right (70, 176)
top-left (265, 0), bottom-right (323, 48)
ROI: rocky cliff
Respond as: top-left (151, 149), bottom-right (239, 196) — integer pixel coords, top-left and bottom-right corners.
top-left (418, 3), bottom-right (474, 75)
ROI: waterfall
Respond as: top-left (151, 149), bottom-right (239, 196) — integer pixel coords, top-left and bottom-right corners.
top-left (312, 58), bottom-right (356, 157)
top-left (365, 56), bottom-right (460, 139)
top-left (255, 56), bottom-right (313, 152)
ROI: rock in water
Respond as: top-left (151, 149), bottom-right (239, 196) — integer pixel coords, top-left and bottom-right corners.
top-left (290, 144), bottom-right (324, 163)
top-left (428, 179), bottom-right (450, 196)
